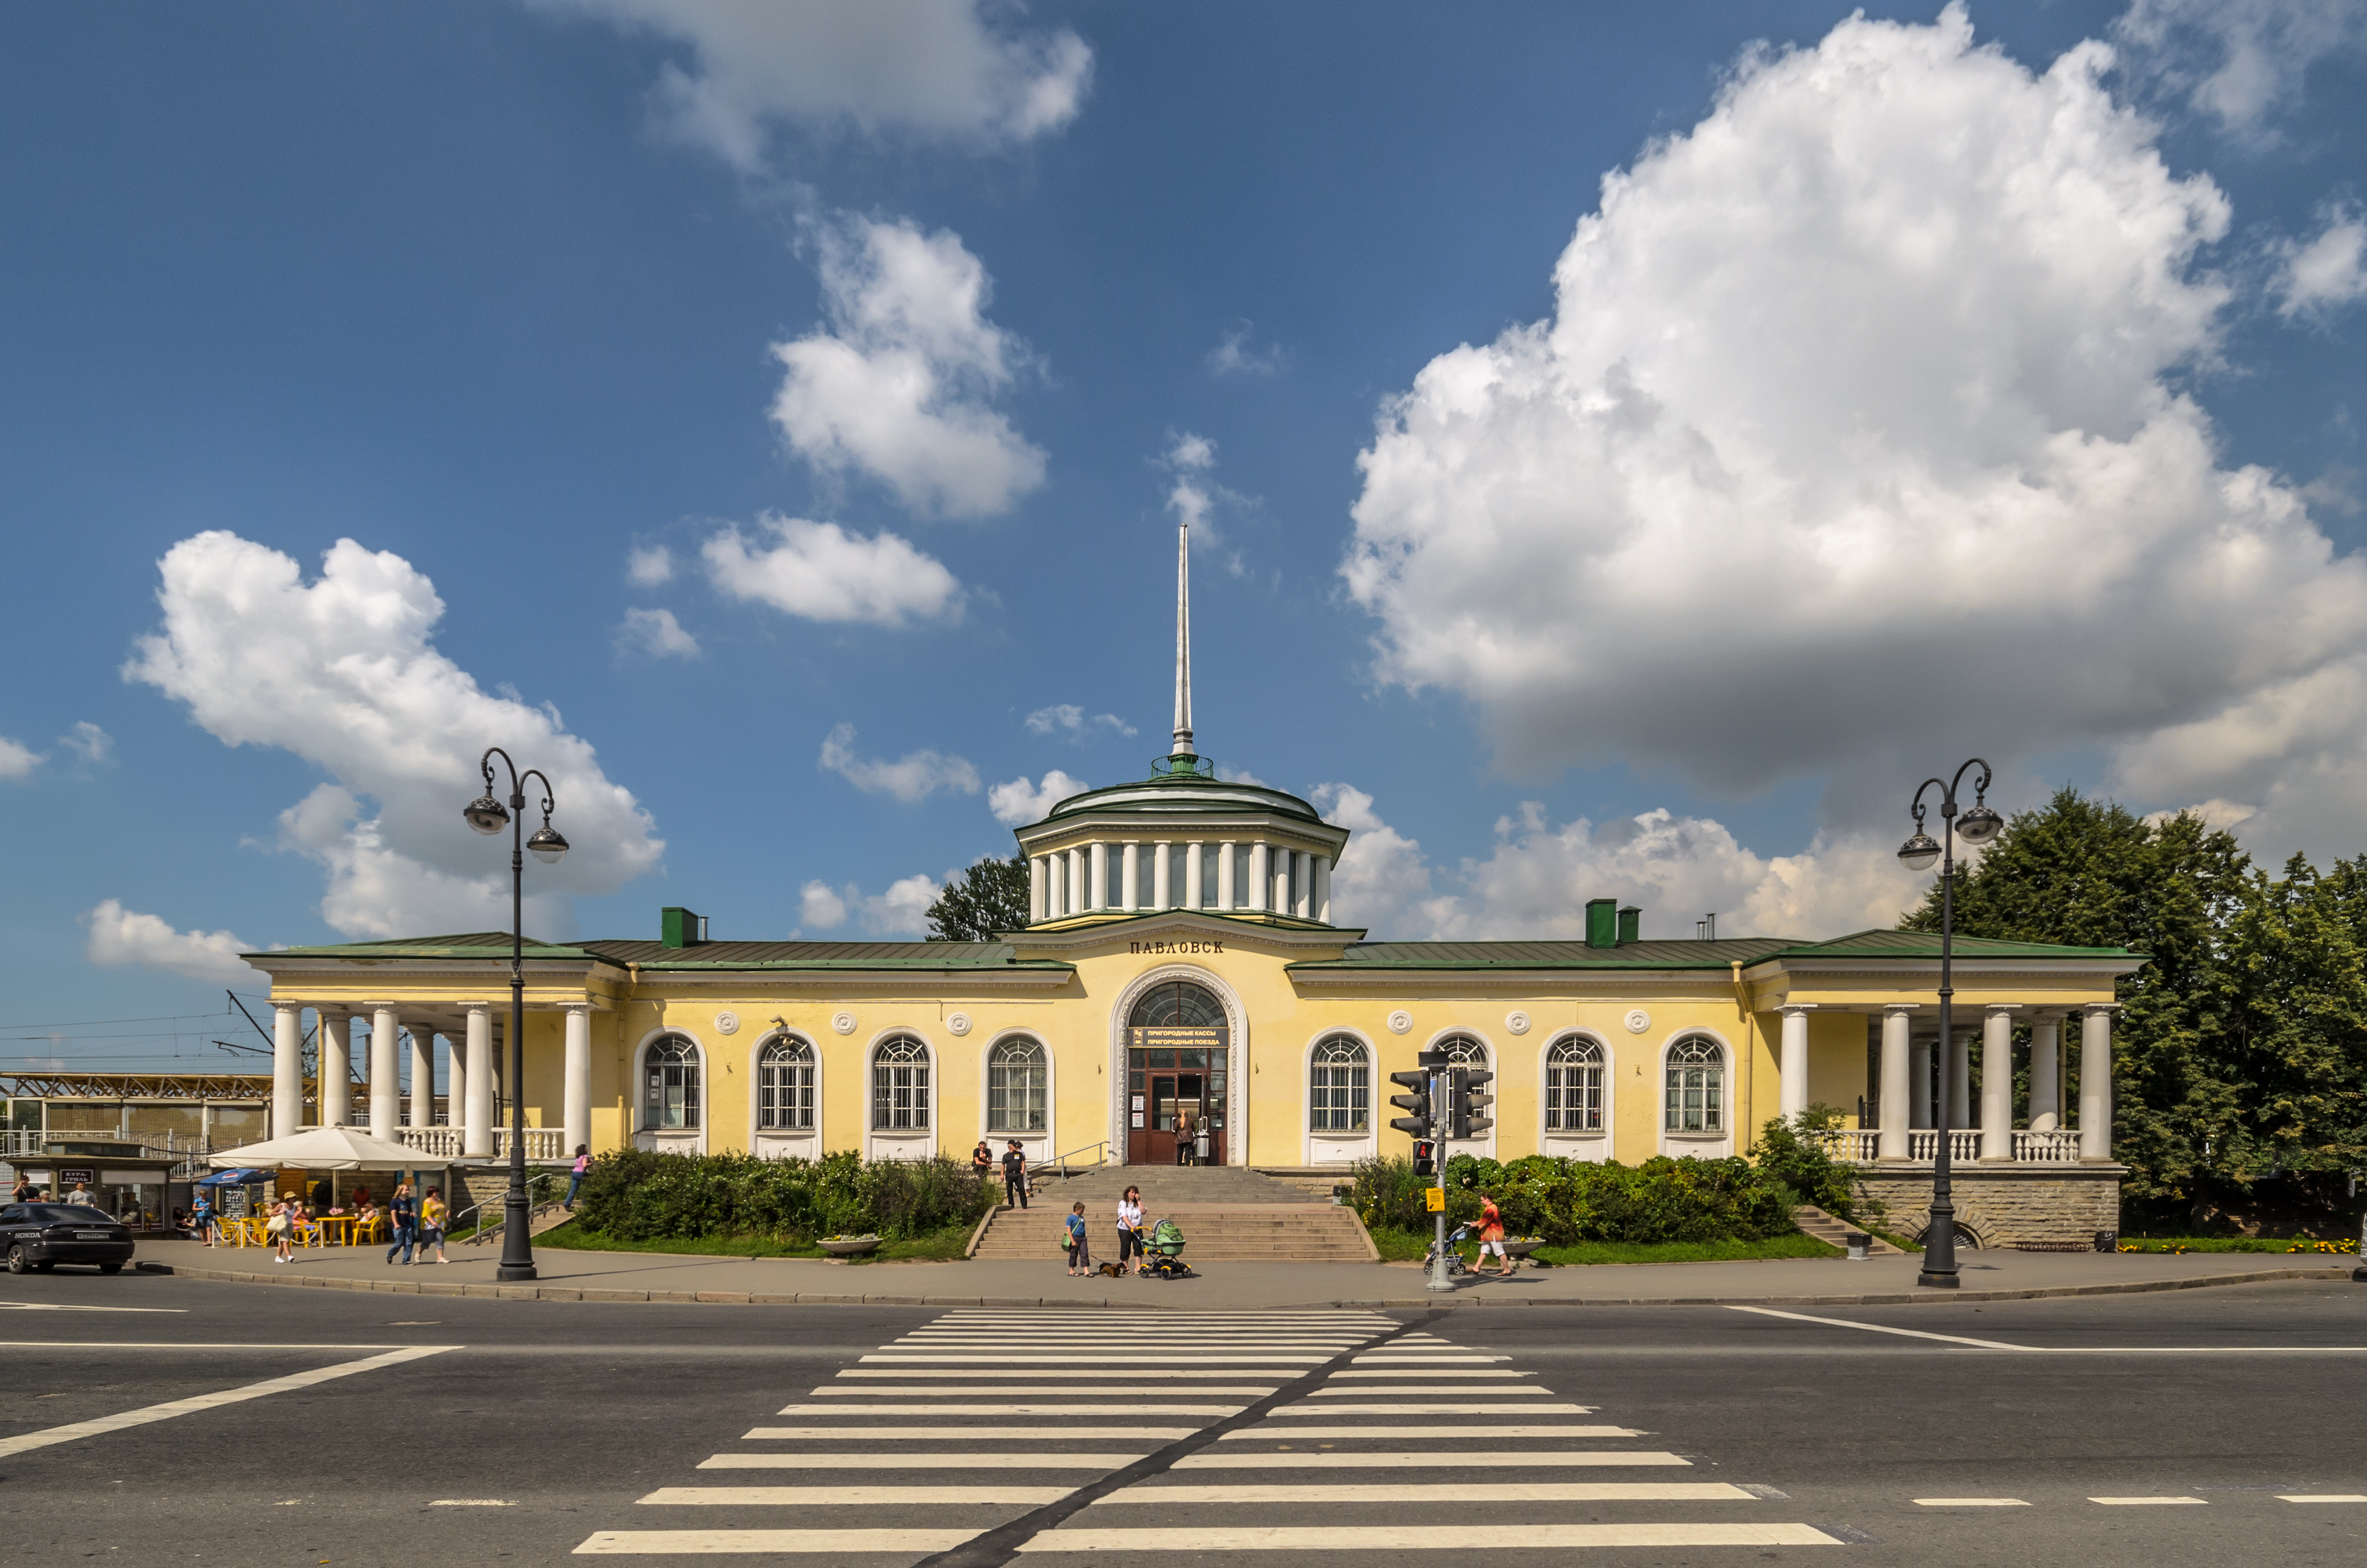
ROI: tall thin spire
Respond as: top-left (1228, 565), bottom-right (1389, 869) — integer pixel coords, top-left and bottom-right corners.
top-left (1172, 518), bottom-right (1194, 757)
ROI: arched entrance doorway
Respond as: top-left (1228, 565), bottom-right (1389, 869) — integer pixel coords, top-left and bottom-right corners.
top-left (1127, 979), bottom-right (1229, 1166)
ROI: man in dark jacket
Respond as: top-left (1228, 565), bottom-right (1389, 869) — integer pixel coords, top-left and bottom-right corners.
top-left (1001, 1141), bottom-right (1029, 1210)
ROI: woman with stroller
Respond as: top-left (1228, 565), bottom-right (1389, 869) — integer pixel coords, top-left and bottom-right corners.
top-left (1475, 1191), bottom-right (1515, 1277)
top-left (1115, 1185), bottom-right (1145, 1276)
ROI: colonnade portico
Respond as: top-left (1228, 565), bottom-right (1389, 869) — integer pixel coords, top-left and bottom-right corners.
top-left (1031, 837), bottom-right (1335, 923)
top-left (1860, 1003), bottom-right (2114, 1165)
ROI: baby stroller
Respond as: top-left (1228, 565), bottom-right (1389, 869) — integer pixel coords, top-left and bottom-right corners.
top-left (1141, 1216), bottom-right (1196, 1279)
top-left (1422, 1222), bottom-right (1473, 1278)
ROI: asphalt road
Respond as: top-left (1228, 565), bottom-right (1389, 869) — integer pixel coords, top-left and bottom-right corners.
top-left (1, 1266), bottom-right (2362, 1566)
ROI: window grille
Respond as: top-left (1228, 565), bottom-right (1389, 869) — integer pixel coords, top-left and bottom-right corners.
top-left (1308, 1035), bottom-right (1369, 1132)
top-left (1664, 1036), bottom-right (1725, 1134)
top-left (871, 1035), bottom-right (930, 1131)
top-left (1436, 1034), bottom-right (1489, 1067)
top-left (642, 1036), bottom-right (701, 1131)
top-left (986, 1037), bottom-right (1048, 1134)
top-left (757, 1034), bottom-right (814, 1132)
top-left (1545, 1035), bottom-right (1604, 1132)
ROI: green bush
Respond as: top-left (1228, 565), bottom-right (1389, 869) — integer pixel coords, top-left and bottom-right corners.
top-left (572, 1150), bottom-right (995, 1244)
top-left (1746, 1107), bottom-right (1867, 1220)
top-left (1350, 1150), bottom-right (1799, 1246)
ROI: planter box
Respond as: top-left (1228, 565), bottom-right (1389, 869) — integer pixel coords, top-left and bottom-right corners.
top-left (819, 1237), bottom-right (880, 1257)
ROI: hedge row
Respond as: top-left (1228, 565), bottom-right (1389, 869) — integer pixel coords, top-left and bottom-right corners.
top-left (1351, 1117), bottom-right (1865, 1245)
top-left (573, 1149), bottom-right (996, 1243)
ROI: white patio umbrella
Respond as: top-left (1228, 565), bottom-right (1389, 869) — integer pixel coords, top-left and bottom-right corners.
top-left (205, 1126), bottom-right (426, 1171)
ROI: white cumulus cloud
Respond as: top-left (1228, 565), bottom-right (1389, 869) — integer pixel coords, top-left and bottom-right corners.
top-left (530, 0), bottom-right (1091, 170)
top-left (59, 722), bottom-right (113, 765)
top-left (772, 217), bottom-right (1046, 519)
top-left (988, 768), bottom-right (1089, 827)
top-left (1207, 322), bottom-right (1285, 377)
top-left (818, 722), bottom-right (980, 804)
top-left (1024, 704), bottom-right (1135, 740)
top-left (615, 606), bottom-right (701, 659)
top-left (1311, 785), bottom-right (1926, 942)
top-left (0, 736), bottom-right (40, 779)
top-left (2274, 204), bottom-right (2367, 320)
top-left (125, 532), bottom-right (664, 938)
top-left (1344, 6), bottom-right (2367, 853)
top-left (702, 512), bottom-right (963, 627)
top-left (796, 873), bottom-right (938, 936)
top-left (626, 544), bottom-right (676, 586)
top-left (84, 899), bottom-right (258, 985)
top-left (2114, 0), bottom-right (2367, 142)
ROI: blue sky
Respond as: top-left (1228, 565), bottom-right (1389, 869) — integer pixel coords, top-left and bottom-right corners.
top-left (3, 1), bottom-right (2364, 1072)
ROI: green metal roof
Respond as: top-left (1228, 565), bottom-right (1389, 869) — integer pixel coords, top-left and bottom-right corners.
top-left (246, 931), bottom-right (1072, 974)
top-left (1290, 928), bottom-right (2139, 973)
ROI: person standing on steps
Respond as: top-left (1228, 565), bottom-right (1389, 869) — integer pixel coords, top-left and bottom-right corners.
top-left (1175, 1111), bottom-right (1196, 1167)
top-left (1001, 1141), bottom-right (1029, 1210)
top-left (1115, 1185), bottom-right (1145, 1276)
top-left (565, 1145), bottom-right (590, 1212)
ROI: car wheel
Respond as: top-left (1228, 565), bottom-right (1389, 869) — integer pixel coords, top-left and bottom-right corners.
top-left (99, 1262), bottom-right (123, 1276)
top-left (4, 1244), bottom-right (24, 1275)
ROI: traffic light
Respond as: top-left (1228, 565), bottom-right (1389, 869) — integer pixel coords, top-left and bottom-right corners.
top-left (1412, 1138), bottom-right (1437, 1177)
top-left (1450, 1065), bottom-right (1496, 1139)
top-left (1387, 1069), bottom-right (1433, 1137)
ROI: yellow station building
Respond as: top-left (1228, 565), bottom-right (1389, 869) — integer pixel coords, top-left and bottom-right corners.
top-left (239, 529), bottom-right (2142, 1248)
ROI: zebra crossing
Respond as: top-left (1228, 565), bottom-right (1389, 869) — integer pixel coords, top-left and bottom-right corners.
top-left (572, 1308), bottom-right (1841, 1558)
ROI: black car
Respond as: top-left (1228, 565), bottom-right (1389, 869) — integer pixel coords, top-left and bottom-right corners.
top-left (1, 1204), bottom-right (135, 1274)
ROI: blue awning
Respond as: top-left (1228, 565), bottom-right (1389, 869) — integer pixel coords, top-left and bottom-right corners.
top-left (194, 1168), bottom-right (269, 1187)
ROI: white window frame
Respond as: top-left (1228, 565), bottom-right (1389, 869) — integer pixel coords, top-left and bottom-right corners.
top-left (631, 1030), bottom-right (706, 1154)
top-left (986, 1036), bottom-right (1050, 1137)
top-left (1542, 1033), bottom-right (1607, 1134)
top-left (866, 1031), bottom-right (937, 1159)
top-left (1660, 1033), bottom-right (1732, 1156)
top-left (1307, 1035), bottom-right (1369, 1134)
top-left (756, 1033), bottom-right (817, 1133)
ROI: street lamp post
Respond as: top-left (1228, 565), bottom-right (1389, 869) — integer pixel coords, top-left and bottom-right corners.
top-left (464, 747), bottom-right (569, 1285)
top-left (1897, 759), bottom-right (2003, 1290)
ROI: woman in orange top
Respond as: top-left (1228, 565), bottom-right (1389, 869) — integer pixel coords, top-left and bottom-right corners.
top-left (1476, 1194), bottom-right (1514, 1276)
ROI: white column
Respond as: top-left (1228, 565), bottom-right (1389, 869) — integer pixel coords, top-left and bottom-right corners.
top-left (1981, 1005), bottom-right (2017, 1160)
top-left (2079, 1004), bottom-right (2114, 1161)
top-left (1313, 855), bottom-right (1332, 924)
top-left (408, 1026), bottom-right (434, 1130)
top-left (1292, 851), bottom-right (1311, 919)
top-left (1029, 855), bottom-right (1046, 923)
top-left (1247, 842), bottom-right (1269, 912)
top-left (447, 1025), bottom-right (468, 1133)
top-left (1878, 1005), bottom-right (1912, 1160)
top-left (1910, 1034), bottom-right (1932, 1129)
top-left (564, 1004), bottom-right (592, 1160)
top-left (370, 1004), bottom-right (400, 1141)
top-left (1121, 843), bottom-right (1140, 912)
top-left (1948, 1026), bottom-right (1972, 1129)
top-left (2027, 1013), bottom-right (2061, 1132)
top-left (272, 1003), bottom-right (304, 1138)
top-left (1066, 848), bottom-right (1083, 916)
top-left (464, 1004), bottom-right (495, 1159)
top-left (319, 1011), bottom-right (352, 1128)
top-left (1152, 841), bottom-right (1171, 910)
top-left (1088, 841), bottom-right (1108, 912)
top-left (1184, 842), bottom-right (1205, 910)
top-left (1778, 1005), bottom-right (1813, 1121)
top-left (1217, 842), bottom-right (1236, 912)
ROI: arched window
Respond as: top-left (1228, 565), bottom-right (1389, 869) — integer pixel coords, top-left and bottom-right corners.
top-left (1665, 1036), bottom-right (1725, 1134)
top-left (1545, 1036), bottom-right (1604, 1132)
top-left (987, 1037), bottom-right (1048, 1134)
top-left (757, 1034), bottom-right (814, 1132)
top-left (871, 1035), bottom-right (931, 1131)
top-left (1308, 1035), bottom-right (1369, 1132)
top-left (642, 1036), bottom-right (701, 1131)
top-left (1129, 981), bottom-right (1226, 1029)
top-left (1435, 1034), bottom-right (1489, 1068)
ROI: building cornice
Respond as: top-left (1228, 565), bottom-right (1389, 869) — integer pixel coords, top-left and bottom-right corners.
top-left (1006, 907), bottom-right (1363, 957)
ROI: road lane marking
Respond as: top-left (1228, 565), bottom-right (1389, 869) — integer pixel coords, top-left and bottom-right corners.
top-left (862, 1355), bottom-right (1327, 1364)
top-left (811, 1385), bottom-right (1280, 1397)
top-left (0, 1341), bottom-right (426, 1349)
top-left (1217, 1425), bottom-right (1640, 1439)
top-left (430, 1499), bottom-right (514, 1507)
top-left (1348, 1354), bottom-right (1508, 1363)
top-left (0, 1301), bottom-right (186, 1313)
top-left (1914, 1498), bottom-right (2030, 1507)
top-left (833, 1369), bottom-right (1278, 1381)
top-left (1270, 1402), bottom-right (1594, 1416)
top-left (1093, 1483), bottom-right (1755, 1503)
top-left (1327, 1369), bottom-right (1530, 1379)
top-left (2280, 1494), bottom-right (2367, 1502)
top-left (700, 1454), bottom-right (1144, 1470)
top-left (2091, 1496), bottom-right (2207, 1505)
top-left (1723, 1306), bottom-right (2027, 1350)
top-left (744, 1427), bottom-right (1197, 1441)
top-left (641, 1486), bottom-right (1073, 1506)
top-left (1013, 1523), bottom-right (1844, 1550)
top-left (773, 1404), bottom-right (1245, 1416)
top-left (576, 1529), bottom-right (984, 1554)
top-left (0, 1345), bottom-right (457, 1459)
top-left (1306, 1384), bottom-right (1553, 1395)
top-left (1175, 1452), bottom-right (1690, 1469)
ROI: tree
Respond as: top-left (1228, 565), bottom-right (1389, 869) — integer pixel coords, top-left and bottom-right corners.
top-left (925, 856), bottom-right (1031, 942)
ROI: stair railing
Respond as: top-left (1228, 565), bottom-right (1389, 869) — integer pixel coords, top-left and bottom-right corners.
top-left (1043, 1140), bottom-right (1109, 1180)
top-left (452, 1171), bottom-right (566, 1244)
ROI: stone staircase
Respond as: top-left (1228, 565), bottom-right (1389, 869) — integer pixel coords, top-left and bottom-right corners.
top-left (1793, 1203), bottom-right (1901, 1255)
top-left (974, 1166), bottom-right (1375, 1262)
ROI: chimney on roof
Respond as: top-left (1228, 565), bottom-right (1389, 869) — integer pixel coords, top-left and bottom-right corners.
top-left (661, 907), bottom-right (708, 949)
top-left (1584, 898), bottom-right (1617, 949)
top-left (1617, 906), bottom-right (1641, 945)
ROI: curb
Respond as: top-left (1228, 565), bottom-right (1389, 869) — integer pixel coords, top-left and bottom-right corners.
top-left (131, 1260), bottom-right (2350, 1308)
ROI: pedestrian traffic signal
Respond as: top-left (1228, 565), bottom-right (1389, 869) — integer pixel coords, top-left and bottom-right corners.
top-left (1412, 1138), bottom-right (1437, 1177)
top-left (1387, 1068), bottom-right (1433, 1137)
top-left (1450, 1065), bottom-right (1495, 1139)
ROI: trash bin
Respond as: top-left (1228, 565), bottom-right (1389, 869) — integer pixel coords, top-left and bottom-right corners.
top-left (1846, 1231), bottom-right (1871, 1260)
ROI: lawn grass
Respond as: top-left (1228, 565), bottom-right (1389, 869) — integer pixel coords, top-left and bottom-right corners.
top-left (532, 1218), bottom-right (976, 1262)
top-left (2114, 1235), bottom-right (2359, 1255)
top-left (1367, 1227), bottom-right (1841, 1266)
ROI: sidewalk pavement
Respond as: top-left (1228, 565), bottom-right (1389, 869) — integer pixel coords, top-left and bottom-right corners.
top-left (131, 1237), bottom-right (2353, 1310)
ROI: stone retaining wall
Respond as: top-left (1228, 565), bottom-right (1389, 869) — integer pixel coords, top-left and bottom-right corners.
top-left (1852, 1163), bottom-right (2124, 1251)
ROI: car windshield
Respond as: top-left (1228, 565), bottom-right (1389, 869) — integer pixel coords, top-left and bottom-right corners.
top-left (13, 1206), bottom-right (116, 1224)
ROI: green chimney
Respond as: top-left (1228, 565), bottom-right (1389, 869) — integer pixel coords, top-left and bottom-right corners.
top-left (1584, 898), bottom-right (1617, 949)
top-left (1617, 906), bottom-right (1641, 945)
top-left (661, 907), bottom-right (706, 949)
